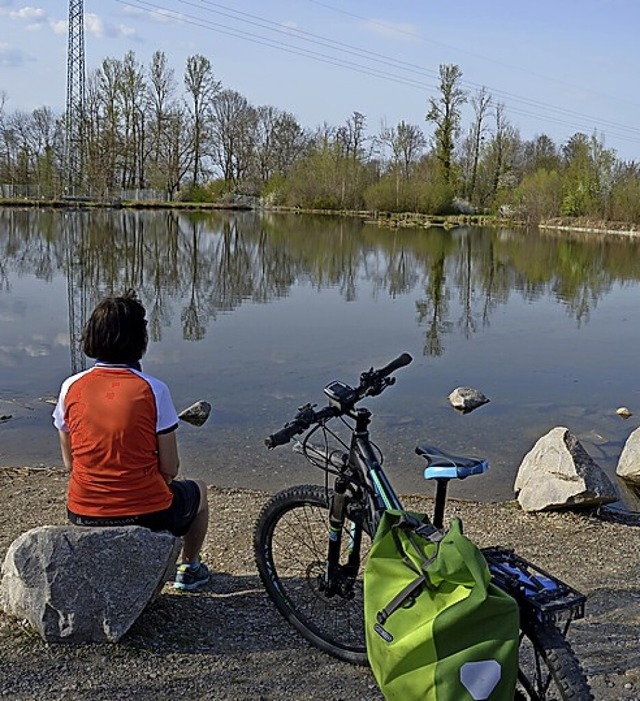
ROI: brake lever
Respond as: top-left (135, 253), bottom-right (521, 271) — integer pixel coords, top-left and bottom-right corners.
top-left (293, 403), bottom-right (317, 425)
top-left (364, 375), bottom-right (395, 398)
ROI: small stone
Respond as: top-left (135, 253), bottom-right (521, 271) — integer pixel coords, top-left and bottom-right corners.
top-left (617, 406), bottom-right (633, 419)
top-left (178, 400), bottom-right (211, 426)
top-left (448, 386), bottom-right (489, 413)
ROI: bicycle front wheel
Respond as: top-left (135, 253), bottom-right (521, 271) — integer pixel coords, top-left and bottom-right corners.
top-left (253, 484), bottom-right (370, 665)
top-left (515, 621), bottom-right (593, 700)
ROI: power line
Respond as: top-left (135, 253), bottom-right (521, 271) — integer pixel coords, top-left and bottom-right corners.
top-left (304, 0), bottom-right (640, 115)
top-left (191, 0), bottom-right (640, 141)
top-left (111, 0), bottom-right (640, 147)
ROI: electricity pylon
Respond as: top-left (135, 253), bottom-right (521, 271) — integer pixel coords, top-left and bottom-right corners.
top-left (64, 0), bottom-right (85, 195)
top-left (64, 1), bottom-right (88, 373)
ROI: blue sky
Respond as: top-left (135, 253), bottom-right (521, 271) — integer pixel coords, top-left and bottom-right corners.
top-left (1, 0), bottom-right (639, 161)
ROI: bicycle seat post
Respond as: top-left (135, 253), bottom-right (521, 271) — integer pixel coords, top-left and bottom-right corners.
top-left (432, 478), bottom-right (449, 530)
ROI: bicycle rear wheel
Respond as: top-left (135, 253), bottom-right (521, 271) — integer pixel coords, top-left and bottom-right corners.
top-left (253, 484), bottom-right (370, 665)
top-left (515, 622), bottom-right (592, 700)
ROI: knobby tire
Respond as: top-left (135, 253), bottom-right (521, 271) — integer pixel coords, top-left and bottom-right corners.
top-left (515, 621), bottom-right (593, 700)
top-left (253, 484), bottom-right (370, 665)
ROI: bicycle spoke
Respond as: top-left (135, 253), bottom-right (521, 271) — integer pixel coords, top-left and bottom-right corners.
top-left (254, 486), bottom-right (370, 662)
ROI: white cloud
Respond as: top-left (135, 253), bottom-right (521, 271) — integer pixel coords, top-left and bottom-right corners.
top-left (115, 24), bottom-right (137, 39)
top-left (85, 13), bottom-right (104, 39)
top-left (49, 19), bottom-right (65, 35)
top-left (0, 342), bottom-right (49, 361)
top-left (10, 6), bottom-right (45, 21)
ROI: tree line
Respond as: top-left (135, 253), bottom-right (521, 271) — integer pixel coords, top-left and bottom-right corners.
top-left (1, 52), bottom-right (640, 224)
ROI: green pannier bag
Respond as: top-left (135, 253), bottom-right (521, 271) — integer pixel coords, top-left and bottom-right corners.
top-left (364, 510), bottom-right (519, 700)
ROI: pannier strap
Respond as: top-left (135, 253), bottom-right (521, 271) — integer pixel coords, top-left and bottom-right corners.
top-left (391, 515), bottom-right (443, 577)
top-left (377, 573), bottom-right (429, 625)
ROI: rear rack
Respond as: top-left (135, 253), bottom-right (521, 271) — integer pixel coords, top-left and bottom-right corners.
top-left (482, 547), bottom-right (586, 624)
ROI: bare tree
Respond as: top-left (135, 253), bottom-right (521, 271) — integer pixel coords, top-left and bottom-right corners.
top-left (163, 106), bottom-right (194, 199)
top-left (30, 106), bottom-right (62, 195)
top-left (336, 111), bottom-right (367, 166)
top-left (467, 86), bottom-right (492, 202)
top-left (147, 50), bottom-right (177, 186)
top-left (253, 106), bottom-right (307, 184)
top-left (379, 120), bottom-right (427, 179)
top-left (270, 110), bottom-right (308, 178)
top-left (184, 54), bottom-right (221, 186)
top-left (119, 51), bottom-right (148, 188)
top-left (96, 57), bottom-right (123, 188)
top-left (489, 102), bottom-right (510, 202)
top-left (210, 89), bottom-right (257, 188)
top-left (377, 119), bottom-right (427, 208)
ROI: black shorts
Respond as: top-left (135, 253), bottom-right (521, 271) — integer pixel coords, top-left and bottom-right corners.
top-left (67, 479), bottom-right (202, 537)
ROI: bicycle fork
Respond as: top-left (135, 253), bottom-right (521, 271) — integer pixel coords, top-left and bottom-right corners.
top-left (323, 476), bottom-right (362, 598)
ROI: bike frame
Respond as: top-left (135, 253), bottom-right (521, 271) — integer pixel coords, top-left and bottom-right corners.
top-left (317, 402), bottom-right (586, 631)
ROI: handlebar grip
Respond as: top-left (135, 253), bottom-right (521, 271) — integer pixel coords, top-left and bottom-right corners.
top-left (376, 352), bottom-right (413, 378)
top-left (265, 422), bottom-right (303, 449)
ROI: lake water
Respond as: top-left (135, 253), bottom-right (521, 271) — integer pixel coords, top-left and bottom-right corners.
top-left (1, 207), bottom-right (640, 509)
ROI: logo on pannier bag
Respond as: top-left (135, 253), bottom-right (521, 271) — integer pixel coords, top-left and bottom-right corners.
top-left (459, 660), bottom-right (502, 700)
top-left (373, 623), bottom-right (393, 643)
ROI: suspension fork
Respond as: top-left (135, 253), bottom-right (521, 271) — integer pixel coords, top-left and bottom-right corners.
top-left (323, 407), bottom-right (401, 596)
top-left (324, 474), bottom-right (362, 596)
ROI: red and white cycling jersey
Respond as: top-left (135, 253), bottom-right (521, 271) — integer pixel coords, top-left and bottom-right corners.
top-left (53, 363), bottom-right (179, 517)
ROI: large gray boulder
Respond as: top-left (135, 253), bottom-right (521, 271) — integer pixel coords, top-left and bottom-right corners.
top-left (617, 426), bottom-right (640, 483)
top-left (1, 525), bottom-right (181, 643)
top-left (514, 427), bottom-right (617, 512)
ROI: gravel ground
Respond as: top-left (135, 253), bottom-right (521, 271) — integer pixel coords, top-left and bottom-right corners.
top-left (1, 467), bottom-right (639, 700)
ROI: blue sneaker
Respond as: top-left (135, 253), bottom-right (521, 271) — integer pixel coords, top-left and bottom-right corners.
top-left (173, 561), bottom-right (210, 591)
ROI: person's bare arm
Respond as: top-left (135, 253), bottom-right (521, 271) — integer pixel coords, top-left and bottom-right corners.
top-left (158, 431), bottom-right (180, 484)
top-left (58, 430), bottom-right (73, 472)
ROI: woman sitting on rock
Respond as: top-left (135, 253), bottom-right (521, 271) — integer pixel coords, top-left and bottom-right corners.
top-left (52, 290), bottom-right (210, 591)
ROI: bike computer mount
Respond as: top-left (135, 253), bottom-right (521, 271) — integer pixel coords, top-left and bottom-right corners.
top-left (324, 381), bottom-right (359, 410)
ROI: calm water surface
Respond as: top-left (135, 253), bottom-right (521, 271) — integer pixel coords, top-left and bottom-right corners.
top-left (1, 208), bottom-right (640, 509)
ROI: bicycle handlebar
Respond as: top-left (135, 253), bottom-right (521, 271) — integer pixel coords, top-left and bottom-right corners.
top-left (265, 422), bottom-right (306, 449)
top-left (374, 352), bottom-right (413, 379)
top-left (265, 353), bottom-right (413, 449)
top-left (265, 404), bottom-right (339, 449)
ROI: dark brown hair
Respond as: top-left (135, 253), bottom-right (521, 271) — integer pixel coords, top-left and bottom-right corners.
top-left (82, 290), bottom-right (148, 363)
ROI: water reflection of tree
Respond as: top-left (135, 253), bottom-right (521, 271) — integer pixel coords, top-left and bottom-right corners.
top-left (147, 213), bottom-right (180, 342)
top-left (416, 251), bottom-right (452, 357)
top-left (456, 231), bottom-right (479, 339)
top-left (3, 211), bottom-right (640, 358)
top-left (551, 239), bottom-right (613, 326)
top-left (453, 230), bottom-right (512, 340)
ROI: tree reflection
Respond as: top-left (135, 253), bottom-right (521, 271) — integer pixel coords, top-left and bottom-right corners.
top-left (2, 210), bottom-right (640, 359)
top-left (181, 218), bottom-right (207, 341)
top-left (416, 251), bottom-right (452, 357)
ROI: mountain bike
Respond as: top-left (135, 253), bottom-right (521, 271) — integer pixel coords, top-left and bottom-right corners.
top-left (253, 353), bottom-right (592, 700)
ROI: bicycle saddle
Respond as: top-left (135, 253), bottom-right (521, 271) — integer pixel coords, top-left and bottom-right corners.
top-left (416, 443), bottom-right (489, 480)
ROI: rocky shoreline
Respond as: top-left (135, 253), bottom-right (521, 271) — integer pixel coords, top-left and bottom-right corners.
top-left (1, 467), bottom-right (640, 700)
